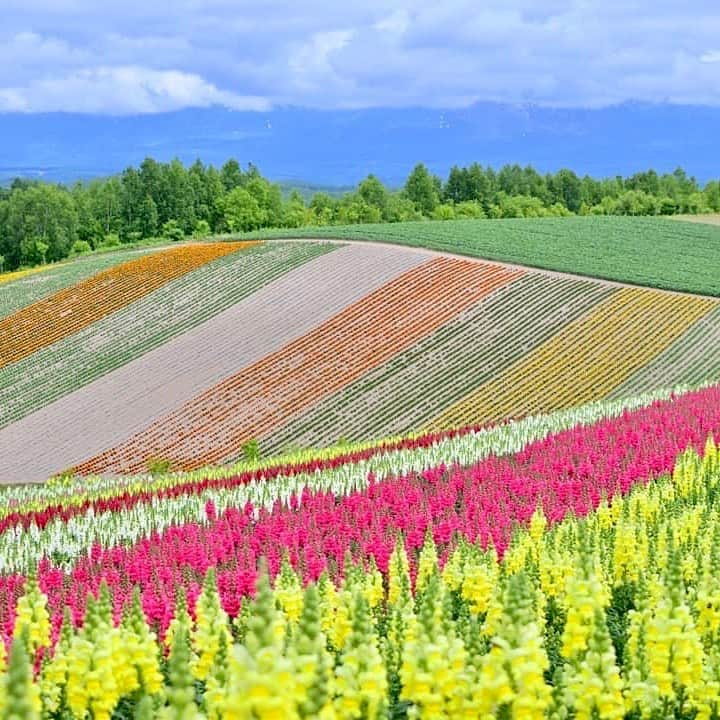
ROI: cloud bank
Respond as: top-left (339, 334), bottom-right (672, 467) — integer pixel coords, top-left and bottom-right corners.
top-left (1, 1), bottom-right (719, 113)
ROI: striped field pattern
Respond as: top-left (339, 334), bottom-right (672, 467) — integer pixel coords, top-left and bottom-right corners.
top-left (0, 242), bottom-right (252, 369)
top-left (73, 257), bottom-right (521, 474)
top-left (0, 242), bottom-right (335, 429)
top-left (431, 287), bottom-right (716, 429)
top-left (2, 235), bottom-right (720, 482)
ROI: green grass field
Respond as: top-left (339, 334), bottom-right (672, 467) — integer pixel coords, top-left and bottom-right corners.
top-left (248, 216), bottom-right (720, 297)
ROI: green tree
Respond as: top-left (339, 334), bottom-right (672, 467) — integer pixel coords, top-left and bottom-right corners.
top-left (88, 177), bottom-right (123, 236)
top-left (704, 181), bottom-right (720, 212)
top-left (137, 194), bottom-right (159, 238)
top-left (358, 174), bottom-right (389, 219)
top-left (308, 193), bottom-right (337, 225)
top-left (161, 219), bottom-right (185, 241)
top-left (4, 184), bottom-right (79, 267)
top-left (385, 194), bottom-right (423, 222)
top-left (219, 187), bottom-right (265, 232)
top-left (432, 204), bottom-right (455, 220)
top-left (164, 158), bottom-right (196, 233)
top-left (404, 163), bottom-right (439, 215)
top-left (336, 195), bottom-right (382, 224)
top-left (549, 169), bottom-right (582, 213)
top-left (282, 191), bottom-right (309, 228)
top-left (221, 159), bottom-right (244, 191)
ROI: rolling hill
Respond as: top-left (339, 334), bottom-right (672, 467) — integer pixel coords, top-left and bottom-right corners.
top-left (1, 216), bottom-right (720, 484)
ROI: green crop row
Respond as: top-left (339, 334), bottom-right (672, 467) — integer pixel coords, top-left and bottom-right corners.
top-left (0, 242), bottom-right (336, 428)
top-left (246, 216), bottom-right (720, 297)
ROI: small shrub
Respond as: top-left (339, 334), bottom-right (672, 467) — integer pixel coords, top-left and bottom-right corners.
top-left (241, 439), bottom-right (260, 463)
top-left (193, 220), bottom-right (211, 238)
top-left (102, 233), bottom-right (121, 248)
top-left (147, 457), bottom-right (172, 476)
top-left (161, 219), bottom-right (185, 242)
top-left (70, 240), bottom-right (92, 256)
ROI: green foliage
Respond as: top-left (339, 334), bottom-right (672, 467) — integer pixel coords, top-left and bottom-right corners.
top-left (404, 163), bottom-right (440, 215)
top-left (219, 187), bottom-right (265, 232)
top-left (101, 232), bottom-right (121, 248)
top-left (147, 458), bottom-right (172, 476)
top-left (242, 439), bottom-right (261, 463)
top-left (70, 240), bottom-right (92, 256)
top-left (0, 155), bottom-right (716, 275)
top-left (252, 216), bottom-right (720, 297)
top-left (192, 219), bottom-right (211, 238)
top-left (161, 219), bottom-right (185, 242)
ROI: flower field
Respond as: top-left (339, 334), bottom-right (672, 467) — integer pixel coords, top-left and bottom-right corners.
top-left (2, 381), bottom-right (720, 717)
top-left (0, 242), bottom-right (335, 429)
top-left (0, 242), bottom-right (251, 370)
top-left (0, 247), bottom-right (165, 321)
top-left (2, 234), bottom-right (720, 482)
top-left (72, 257), bottom-right (521, 475)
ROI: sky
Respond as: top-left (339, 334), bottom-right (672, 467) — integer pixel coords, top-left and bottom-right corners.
top-left (1, 1), bottom-right (719, 114)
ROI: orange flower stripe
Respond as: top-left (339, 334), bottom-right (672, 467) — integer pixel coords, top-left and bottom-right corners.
top-left (431, 287), bottom-right (717, 429)
top-left (0, 242), bottom-right (256, 370)
top-left (74, 258), bottom-right (523, 475)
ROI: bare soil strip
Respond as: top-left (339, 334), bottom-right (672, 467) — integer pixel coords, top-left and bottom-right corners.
top-left (0, 244), bottom-right (424, 483)
top-left (74, 258), bottom-right (520, 475)
top-left (263, 273), bottom-right (614, 453)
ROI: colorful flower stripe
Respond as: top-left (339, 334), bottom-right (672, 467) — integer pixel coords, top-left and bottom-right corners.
top-left (0, 243), bottom-right (424, 484)
top-left (1, 383), bottom-right (719, 638)
top-left (1, 439), bottom-right (720, 718)
top-left (0, 242), bottom-right (335, 429)
top-left (0, 242), bottom-right (255, 370)
top-left (0, 248), bottom-right (162, 321)
top-left (611, 302), bottom-right (720, 396)
top-left (0, 382), bottom-right (709, 576)
top-left (433, 286), bottom-right (717, 429)
top-left (264, 272), bottom-right (614, 452)
top-left (73, 258), bottom-right (522, 475)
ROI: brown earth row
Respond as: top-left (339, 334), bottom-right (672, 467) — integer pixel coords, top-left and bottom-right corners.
top-left (0, 244), bottom-right (425, 483)
top-left (74, 257), bottom-right (522, 475)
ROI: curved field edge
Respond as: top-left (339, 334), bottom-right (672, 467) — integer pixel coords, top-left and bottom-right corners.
top-left (0, 380), bottom-right (713, 574)
top-left (244, 216), bottom-right (720, 297)
top-left (0, 242), bottom-right (337, 429)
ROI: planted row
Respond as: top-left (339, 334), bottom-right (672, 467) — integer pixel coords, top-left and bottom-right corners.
top-left (2, 442), bottom-right (720, 718)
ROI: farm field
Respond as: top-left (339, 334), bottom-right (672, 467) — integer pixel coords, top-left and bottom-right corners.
top-left (0, 217), bottom-right (720, 717)
top-left (251, 215), bottom-right (720, 296)
top-left (673, 213), bottom-right (720, 226)
top-left (2, 227), bottom-right (720, 481)
top-left (2, 381), bottom-right (720, 717)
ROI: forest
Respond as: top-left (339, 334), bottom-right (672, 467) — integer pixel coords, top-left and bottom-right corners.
top-left (0, 157), bottom-right (718, 272)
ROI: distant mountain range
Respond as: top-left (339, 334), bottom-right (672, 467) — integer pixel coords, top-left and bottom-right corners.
top-left (0, 102), bottom-right (718, 187)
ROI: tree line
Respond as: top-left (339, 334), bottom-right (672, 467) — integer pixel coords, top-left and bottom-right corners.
top-left (1, 157), bottom-right (718, 272)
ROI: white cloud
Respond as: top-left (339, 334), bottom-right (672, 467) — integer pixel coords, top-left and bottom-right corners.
top-left (1, 2), bottom-right (720, 112)
top-left (374, 10), bottom-right (410, 35)
top-left (0, 66), bottom-right (270, 114)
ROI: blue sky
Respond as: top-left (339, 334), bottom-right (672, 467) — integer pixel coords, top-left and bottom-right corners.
top-left (1, 1), bottom-right (719, 114)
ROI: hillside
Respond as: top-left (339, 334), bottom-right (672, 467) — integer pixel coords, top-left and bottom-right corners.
top-left (1, 229), bottom-right (720, 483)
top-left (251, 215), bottom-right (720, 296)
